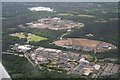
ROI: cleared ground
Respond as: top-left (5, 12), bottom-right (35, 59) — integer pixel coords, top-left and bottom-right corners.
top-left (78, 15), bottom-right (95, 18)
top-left (10, 33), bottom-right (47, 42)
top-left (0, 17), bottom-right (6, 20)
top-left (10, 34), bottom-right (26, 39)
top-left (57, 13), bottom-right (74, 16)
top-left (27, 34), bottom-right (47, 42)
top-left (53, 38), bottom-right (102, 48)
top-left (56, 13), bottom-right (95, 18)
top-left (53, 38), bottom-right (117, 52)
top-left (69, 38), bottom-right (101, 48)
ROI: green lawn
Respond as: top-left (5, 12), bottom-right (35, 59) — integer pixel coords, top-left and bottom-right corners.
top-left (27, 34), bottom-right (47, 42)
top-left (86, 55), bottom-right (95, 62)
top-left (78, 15), bottom-right (95, 18)
top-left (50, 60), bottom-right (58, 62)
top-left (57, 13), bottom-right (74, 16)
top-left (10, 33), bottom-right (47, 42)
top-left (95, 61), bottom-right (105, 66)
top-left (0, 17), bottom-right (6, 20)
top-left (10, 34), bottom-right (26, 39)
top-left (56, 13), bottom-right (95, 18)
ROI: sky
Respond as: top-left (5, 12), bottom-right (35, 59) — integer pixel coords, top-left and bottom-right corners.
top-left (1, 0), bottom-right (119, 2)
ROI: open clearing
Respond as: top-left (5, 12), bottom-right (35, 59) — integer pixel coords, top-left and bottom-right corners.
top-left (10, 34), bottom-right (26, 39)
top-left (57, 13), bottom-right (74, 16)
top-left (53, 38), bottom-right (117, 52)
top-left (0, 17), bottom-right (6, 20)
top-left (53, 38), bottom-right (102, 48)
top-left (56, 13), bottom-right (95, 18)
top-left (27, 34), bottom-right (47, 42)
top-left (10, 33), bottom-right (47, 42)
top-left (78, 15), bottom-right (95, 18)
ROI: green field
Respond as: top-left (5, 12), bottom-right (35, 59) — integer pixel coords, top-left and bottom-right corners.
top-left (10, 34), bottom-right (26, 39)
top-left (27, 34), bottom-right (47, 42)
top-left (95, 61), bottom-right (105, 66)
top-left (78, 15), bottom-right (95, 18)
top-left (10, 33), bottom-right (47, 42)
top-left (86, 55), bottom-right (95, 62)
top-left (56, 13), bottom-right (95, 18)
top-left (0, 17), bottom-right (6, 20)
top-left (57, 13), bottom-right (74, 16)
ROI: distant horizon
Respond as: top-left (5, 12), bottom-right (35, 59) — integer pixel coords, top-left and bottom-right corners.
top-left (1, 0), bottom-right (119, 2)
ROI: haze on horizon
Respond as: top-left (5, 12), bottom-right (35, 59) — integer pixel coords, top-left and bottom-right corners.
top-left (1, 0), bottom-right (119, 2)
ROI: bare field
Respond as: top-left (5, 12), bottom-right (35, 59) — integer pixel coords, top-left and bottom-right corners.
top-left (69, 38), bottom-right (102, 48)
top-left (53, 38), bottom-right (117, 52)
top-left (53, 38), bottom-right (102, 48)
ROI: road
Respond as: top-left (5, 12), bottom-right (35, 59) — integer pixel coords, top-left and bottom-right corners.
top-left (95, 64), bottom-right (108, 78)
top-left (2, 52), bottom-right (24, 57)
top-left (24, 53), bottom-right (36, 66)
top-left (60, 32), bottom-right (69, 40)
top-left (60, 29), bottom-right (72, 40)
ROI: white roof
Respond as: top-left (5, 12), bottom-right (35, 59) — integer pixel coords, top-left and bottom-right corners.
top-left (53, 17), bottom-right (60, 20)
top-left (56, 50), bottom-right (62, 53)
top-left (28, 6), bottom-right (53, 12)
top-left (83, 72), bottom-right (90, 76)
top-left (36, 47), bottom-right (44, 51)
top-left (44, 48), bottom-right (57, 52)
top-left (93, 64), bottom-right (100, 70)
top-left (79, 58), bottom-right (89, 63)
top-left (31, 54), bottom-right (36, 56)
top-left (83, 68), bottom-right (93, 76)
top-left (18, 46), bottom-right (31, 50)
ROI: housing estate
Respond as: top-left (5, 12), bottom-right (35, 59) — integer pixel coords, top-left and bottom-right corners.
top-left (26, 47), bottom-right (101, 76)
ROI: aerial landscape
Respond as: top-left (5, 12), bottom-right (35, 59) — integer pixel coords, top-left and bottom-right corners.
top-left (1, 2), bottom-right (119, 79)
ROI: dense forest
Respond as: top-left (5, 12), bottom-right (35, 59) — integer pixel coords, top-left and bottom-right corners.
top-left (64, 20), bottom-right (118, 45)
top-left (2, 2), bottom-right (118, 30)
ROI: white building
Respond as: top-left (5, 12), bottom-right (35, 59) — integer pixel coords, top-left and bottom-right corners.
top-left (79, 58), bottom-right (90, 63)
top-left (17, 45), bottom-right (31, 52)
top-left (83, 68), bottom-right (93, 76)
top-left (28, 6), bottom-right (54, 12)
top-left (86, 34), bottom-right (94, 37)
top-left (36, 47), bottom-right (44, 51)
top-left (44, 48), bottom-right (57, 52)
top-left (93, 64), bottom-right (101, 70)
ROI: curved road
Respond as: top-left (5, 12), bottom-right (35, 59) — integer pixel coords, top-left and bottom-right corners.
top-left (60, 29), bottom-right (72, 40)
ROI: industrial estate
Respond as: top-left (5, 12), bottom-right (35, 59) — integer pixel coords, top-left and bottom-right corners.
top-left (4, 41), bottom-right (118, 78)
top-left (26, 17), bottom-right (84, 30)
top-left (26, 47), bottom-right (100, 76)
